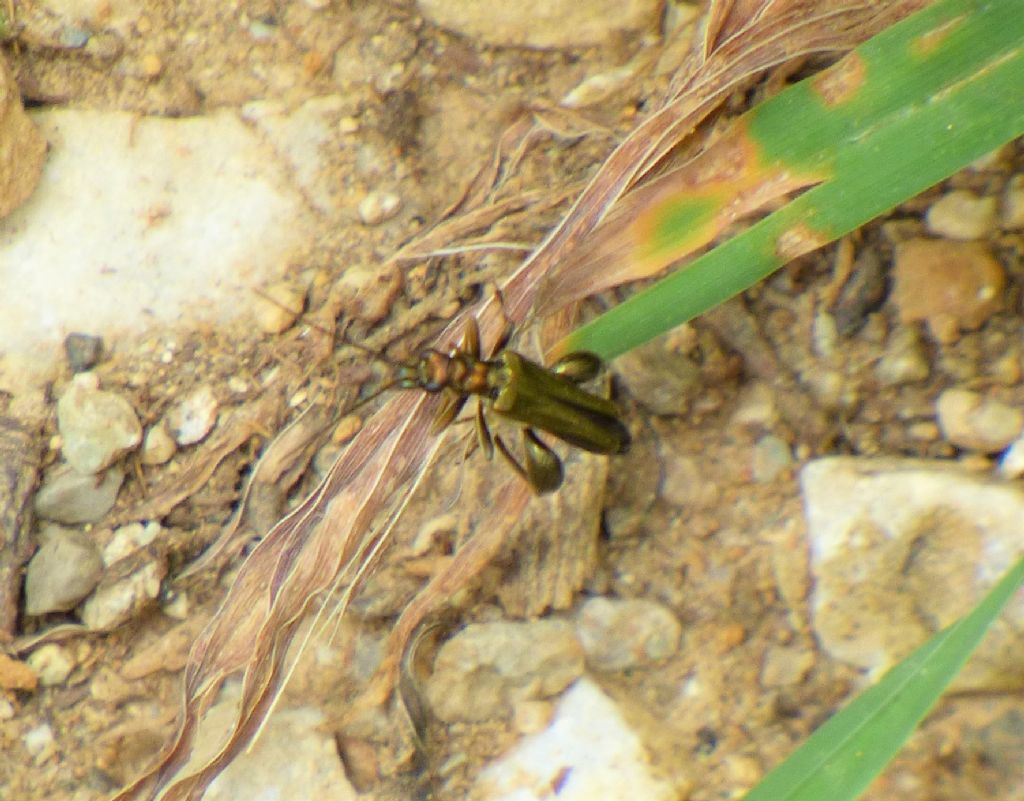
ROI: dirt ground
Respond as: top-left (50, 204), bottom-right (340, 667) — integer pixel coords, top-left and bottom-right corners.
top-left (2, 2), bottom-right (1024, 801)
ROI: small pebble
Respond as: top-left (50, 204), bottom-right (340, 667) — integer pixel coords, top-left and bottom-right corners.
top-left (332, 415), bottom-right (362, 443)
top-left (990, 351), bottom-right (1022, 386)
top-left (576, 597), bottom-right (682, 672)
top-left (357, 190), bottom-right (401, 225)
top-left (334, 263), bottom-right (402, 324)
top-left (34, 464), bottom-right (125, 524)
top-left (731, 382), bottom-right (779, 432)
top-left (751, 435), bottom-right (793, 483)
top-left (936, 388), bottom-right (1024, 453)
top-left (890, 238), bottom-right (1005, 343)
top-left (57, 375), bottom-right (142, 474)
top-left (722, 754), bottom-right (763, 790)
top-left (248, 19), bottom-right (277, 40)
top-left (512, 699), bottom-right (553, 735)
top-left (81, 558), bottom-right (167, 631)
top-left (23, 724), bottom-right (56, 763)
top-left (26, 644), bottom-right (75, 687)
top-left (926, 190), bottom-right (998, 240)
top-left (1002, 177), bottom-right (1024, 230)
top-left (141, 53), bottom-right (163, 78)
top-left (84, 31), bottom-right (124, 60)
top-left (63, 333), bottom-right (103, 372)
top-left (23, 525), bottom-right (104, 615)
top-left (805, 367), bottom-right (845, 409)
top-left (424, 620), bottom-right (584, 723)
top-left (715, 622), bottom-right (747, 651)
top-left (58, 26), bottom-right (90, 49)
top-left (0, 653), bottom-right (38, 691)
top-left (254, 280), bottom-right (306, 334)
top-left (141, 421), bottom-right (177, 465)
top-left (103, 521), bottom-right (162, 566)
top-left (998, 436), bottom-right (1024, 479)
top-left (812, 312), bottom-right (839, 359)
top-left (165, 385), bottom-right (218, 445)
top-left (760, 643), bottom-right (815, 687)
top-left (875, 326), bottom-right (930, 387)
top-left (162, 590), bottom-right (190, 620)
top-left (908, 421), bottom-right (940, 442)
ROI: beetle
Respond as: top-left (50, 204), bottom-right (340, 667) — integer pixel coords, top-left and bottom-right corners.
top-left (388, 317), bottom-right (630, 493)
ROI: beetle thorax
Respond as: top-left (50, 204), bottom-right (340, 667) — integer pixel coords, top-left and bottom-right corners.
top-left (399, 349), bottom-right (490, 396)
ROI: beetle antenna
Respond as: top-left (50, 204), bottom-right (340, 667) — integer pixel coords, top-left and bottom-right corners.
top-left (338, 337), bottom-right (400, 366)
top-left (343, 376), bottom-right (406, 416)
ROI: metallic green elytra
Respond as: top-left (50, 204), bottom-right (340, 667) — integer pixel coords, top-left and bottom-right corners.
top-left (394, 318), bottom-right (630, 494)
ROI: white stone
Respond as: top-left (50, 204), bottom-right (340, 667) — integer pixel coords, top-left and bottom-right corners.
top-left (242, 95), bottom-right (347, 214)
top-left (22, 723), bottom-right (56, 763)
top-left (475, 679), bottom-right (675, 801)
top-left (104, 521), bottom-right (161, 565)
top-left (0, 110), bottom-right (312, 388)
top-left (165, 385), bottom-right (219, 445)
top-left (190, 682), bottom-right (357, 801)
top-left (998, 436), bottom-right (1024, 479)
top-left (801, 457), bottom-right (1024, 689)
top-left (357, 190), bottom-right (402, 225)
top-left (27, 644), bottom-right (75, 686)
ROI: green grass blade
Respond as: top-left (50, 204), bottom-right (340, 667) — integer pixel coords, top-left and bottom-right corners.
top-left (741, 556), bottom-right (1024, 801)
top-left (563, 0), bottom-right (1024, 360)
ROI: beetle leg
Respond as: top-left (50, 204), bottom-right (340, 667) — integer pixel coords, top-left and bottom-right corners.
top-left (459, 317), bottom-right (481, 359)
top-left (494, 429), bottom-right (563, 494)
top-left (522, 429), bottom-right (564, 493)
top-left (487, 287), bottom-right (515, 357)
top-left (475, 400), bottom-right (494, 460)
top-left (550, 351), bottom-right (602, 384)
top-left (493, 433), bottom-right (529, 483)
top-left (490, 322), bottom-right (514, 358)
top-left (431, 391), bottom-right (468, 434)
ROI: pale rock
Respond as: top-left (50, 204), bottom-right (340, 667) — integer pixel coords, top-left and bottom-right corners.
top-left (26, 644), bottom-right (75, 686)
top-left (33, 464), bottom-right (125, 523)
top-left (165, 385), bottom-right (218, 445)
top-left (425, 620), bottom-right (584, 723)
top-left (926, 190), bottom-right (998, 240)
top-left (57, 375), bottom-right (142, 474)
top-left (802, 457), bottom-right (1024, 689)
top-left (140, 421), bottom-right (176, 465)
top-left (475, 679), bottom-right (676, 801)
top-left (936, 388), bottom-right (1023, 453)
top-left (23, 525), bottom-right (103, 614)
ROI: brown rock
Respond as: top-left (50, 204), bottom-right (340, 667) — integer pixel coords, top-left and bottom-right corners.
top-left (891, 238), bottom-right (1005, 343)
top-left (0, 652), bottom-right (37, 691)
